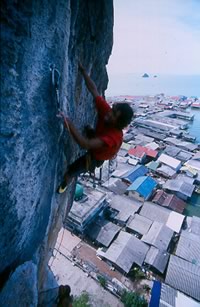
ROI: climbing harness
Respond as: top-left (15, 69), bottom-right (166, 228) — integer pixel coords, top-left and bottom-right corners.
top-left (50, 64), bottom-right (61, 112)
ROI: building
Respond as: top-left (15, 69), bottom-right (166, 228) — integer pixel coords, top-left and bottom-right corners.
top-left (102, 177), bottom-right (128, 195)
top-left (66, 187), bottom-right (107, 233)
top-left (127, 176), bottom-right (157, 201)
top-left (140, 202), bottom-right (184, 233)
top-left (146, 161), bottom-right (160, 172)
top-left (152, 190), bottom-right (186, 214)
top-left (144, 246), bottom-right (169, 274)
top-left (150, 282), bottom-right (200, 307)
top-left (108, 194), bottom-right (142, 225)
top-left (128, 145), bottom-right (158, 161)
top-left (175, 230), bottom-right (200, 266)
top-left (156, 165), bottom-right (177, 178)
top-left (163, 179), bottom-right (195, 200)
top-left (87, 218), bottom-right (121, 247)
top-left (157, 154), bottom-right (181, 171)
top-left (165, 255), bottom-right (200, 301)
top-left (97, 231), bottom-right (149, 273)
top-left (142, 221), bottom-right (174, 251)
top-left (186, 216), bottom-right (200, 235)
top-left (126, 214), bottom-right (153, 236)
top-left (123, 164), bottom-right (148, 183)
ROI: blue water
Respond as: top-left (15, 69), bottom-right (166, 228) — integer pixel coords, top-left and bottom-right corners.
top-left (106, 73), bottom-right (200, 97)
top-left (188, 108), bottom-right (200, 143)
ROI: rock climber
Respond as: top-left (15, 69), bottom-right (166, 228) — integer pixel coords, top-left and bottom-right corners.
top-left (57, 62), bottom-right (133, 193)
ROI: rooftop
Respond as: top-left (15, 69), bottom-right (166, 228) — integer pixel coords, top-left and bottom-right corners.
top-left (144, 246), bottom-right (169, 273)
top-left (127, 214), bottom-right (153, 235)
top-left (163, 179), bottom-right (195, 197)
top-left (109, 194), bottom-right (142, 223)
top-left (157, 154), bottom-right (181, 170)
top-left (175, 230), bottom-right (200, 266)
top-left (68, 187), bottom-right (106, 225)
top-left (99, 231), bottom-right (149, 273)
top-left (87, 219), bottom-right (121, 247)
top-left (142, 221), bottom-right (174, 251)
top-left (123, 164), bottom-right (148, 183)
top-left (152, 190), bottom-right (186, 214)
top-left (127, 176), bottom-right (157, 200)
top-left (165, 255), bottom-right (200, 301)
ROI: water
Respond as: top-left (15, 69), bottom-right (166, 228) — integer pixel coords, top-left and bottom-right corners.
top-left (188, 108), bottom-right (200, 143)
top-left (106, 73), bottom-right (200, 97)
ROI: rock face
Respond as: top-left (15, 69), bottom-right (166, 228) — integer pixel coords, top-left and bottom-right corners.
top-left (0, 0), bottom-right (113, 304)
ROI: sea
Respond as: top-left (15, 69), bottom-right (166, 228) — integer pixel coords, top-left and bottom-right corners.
top-left (106, 73), bottom-right (200, 142)
top-left (106, 73), bottom-right (200, 214)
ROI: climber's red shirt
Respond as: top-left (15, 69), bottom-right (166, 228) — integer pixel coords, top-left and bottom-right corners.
top-left (91, 96), bottom-right (123, 161)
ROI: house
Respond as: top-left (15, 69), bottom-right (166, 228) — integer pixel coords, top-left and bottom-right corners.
top-left (144, 246), bottom-right (169, 274)
top-left (86, 218), bottom-right (121, 247)
top-left (165, 255), bottom-right (200, 301)
top-left (146, 161), bottom-right (160, 172)
top-left (128, 145), bottom-right (158, 162)
top-left (66, 187), bottom-right (107, 233)
top-left (122, 164), bottom-right (148, 183)
top-left (142, 221), bottom-right (174, 251)
top-left (175, 230), bottom-right (200, 266)
top-left (108, 194), bottom-right (142, 225)
top-left (157, 153), bottom-right (181, 171)
top-left (150, 283), bottom-right (200, 307)
top-left (156, 165), bottom-right (177, 178)
top-left (97, 231), bottom-right (149, 273)
top-left (140, 202), bottom-right (184, 233)
top-left (127, 176), bottom-right (157, 201)
top-left (126, 214), bottom-right (153, 236)
top-left (163, 179), bottom-right (195, 200)
top-left (152, 190), bottom-right (186, 214)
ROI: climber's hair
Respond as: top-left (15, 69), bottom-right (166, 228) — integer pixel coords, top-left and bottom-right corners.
top-left (113, 103), bottom-right (134, 130)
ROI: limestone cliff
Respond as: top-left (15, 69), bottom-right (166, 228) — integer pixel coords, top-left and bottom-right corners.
top-left (0, 0), bottom-right (113, 304)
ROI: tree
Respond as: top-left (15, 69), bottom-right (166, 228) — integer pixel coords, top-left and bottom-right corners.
top-left (121, 290), bottom-right (148, 307)
top-left (97, 275), bottom-right (107, 288)
top-left (73, 292), bottom-right (91, 307)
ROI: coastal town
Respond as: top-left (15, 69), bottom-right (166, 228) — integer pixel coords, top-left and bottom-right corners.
top-left (50, 94), bottom-right (200, 306)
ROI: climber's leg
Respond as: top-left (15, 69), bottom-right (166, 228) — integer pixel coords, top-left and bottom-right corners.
top-left (57, 154), bottom-right (88, 194)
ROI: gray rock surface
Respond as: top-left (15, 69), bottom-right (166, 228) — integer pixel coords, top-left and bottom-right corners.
top-left (0, 0), bottom-right (113, 303)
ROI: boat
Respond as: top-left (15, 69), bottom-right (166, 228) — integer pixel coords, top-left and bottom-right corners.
top-left (191, 102), bottom-right (200, 108)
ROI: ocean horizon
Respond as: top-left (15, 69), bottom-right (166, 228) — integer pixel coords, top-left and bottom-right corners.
top-left (106, 73), bottom-right (200, 97)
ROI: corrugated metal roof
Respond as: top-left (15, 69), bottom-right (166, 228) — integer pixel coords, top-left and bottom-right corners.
top-left (165, 255), bottom-right (200, 301)
top-left (140, 202), bottom-right (170, 224)
top-left (146, 161), bottom-right (160, 171)
top-left (102, 177), bottom-right (127, 195)
top-left (142, 221), bottom-right (173, 251)
top-left (164, 145), bottom-right (181, 157)
top-left (109, 195), bottom-right (142, 223)
top-left (158, 154), bottom-right (181, 170)
top-left (145, 246), bottom-right (169, 273)
top-left (127, 214), bottom-right (153, 235)
top-left (166, 211), bottom-right (184, 233)
top-left (103, 231), bottom-right (149, 273)
top-left (175, 231), bottom-right (200, 265)
top-left (190, 216), bottom-right (200, 235)
top-left (87, 219), bottom-right (121, 247)
top-left (127, 176), bottom-right (157, 199)
top-left (163, 179), bottom-right (195, 197)
top-left (123, 164), bottom-right (148, 183)
top-left (128, 145), bottom-right (158, 158)
top-left (156, 165), bottom-right (176, 178)
top-left (160, 283), bottom-right (176, 307)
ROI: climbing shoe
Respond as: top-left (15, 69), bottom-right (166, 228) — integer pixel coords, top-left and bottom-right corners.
top-left (57, 182), bottom-right (67, 194)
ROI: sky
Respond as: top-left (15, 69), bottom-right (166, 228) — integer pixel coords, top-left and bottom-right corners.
top-left (107, 0), bottom-right (200, 76)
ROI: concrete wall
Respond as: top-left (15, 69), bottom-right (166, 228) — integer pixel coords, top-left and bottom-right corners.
top-left (0, 0), bottom-right (113, 304)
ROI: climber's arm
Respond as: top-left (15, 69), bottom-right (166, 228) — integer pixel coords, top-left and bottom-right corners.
top-left (79, 63), bottom-right (99, 98)
top-left (60, 114), bottom-right (104, 150)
